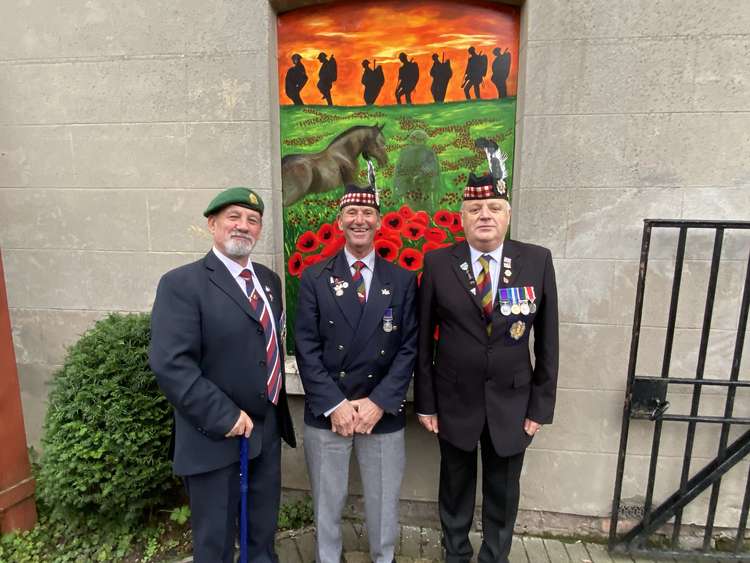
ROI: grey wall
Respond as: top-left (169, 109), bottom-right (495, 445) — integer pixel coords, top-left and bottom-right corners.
top-left (1, 0), bottom-right (748, 533)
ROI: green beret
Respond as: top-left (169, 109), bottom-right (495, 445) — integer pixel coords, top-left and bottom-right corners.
top-left (203, 187), bottom-right (265, 217)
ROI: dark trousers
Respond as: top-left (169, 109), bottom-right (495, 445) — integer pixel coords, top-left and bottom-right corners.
top-left (438, 425), bottom-right (525, 563)
top-left (185, 404), bottom-right (281, 563)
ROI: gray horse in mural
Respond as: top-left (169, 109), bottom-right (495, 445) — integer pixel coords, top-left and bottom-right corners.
top-left (281, 124), bottom-right (388, 207)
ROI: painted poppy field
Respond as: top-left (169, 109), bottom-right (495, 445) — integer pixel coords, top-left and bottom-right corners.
top-left (281, 98), bottom-right (516, 352)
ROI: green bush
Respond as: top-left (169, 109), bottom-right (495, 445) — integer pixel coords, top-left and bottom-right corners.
top-left (37, 313), bottom-right (179, 524)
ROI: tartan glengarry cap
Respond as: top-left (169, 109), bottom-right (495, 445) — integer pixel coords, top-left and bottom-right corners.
top-left (203, 187), bottom-right (265, 217)
top-left (339, 184), bottom-right (380, 211)
top-left (462, 172), bottom-right (508, 201)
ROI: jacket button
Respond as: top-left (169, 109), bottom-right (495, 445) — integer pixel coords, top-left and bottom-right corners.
top-left (367, 374), bottom-right (373, 379)
top-left (339, 371), bottom-right (346, 378)
top-left (380, 350), bottom-right (386, 356)
top-left (328, 320), bottom-right (335, 325)
top-left (337, 344), bottom-right (344, 350)
top-left (259, 393), bottom-right (265, 399)
top-left (259, 360), bottom-right (266, 367)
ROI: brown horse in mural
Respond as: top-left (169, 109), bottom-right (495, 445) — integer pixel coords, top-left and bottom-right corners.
top-left (281, 124), bottom-right (388, 207)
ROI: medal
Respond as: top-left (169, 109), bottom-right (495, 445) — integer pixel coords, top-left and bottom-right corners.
top-left (526, 286), bottom-right (537, 314)
top-left (510, 287), bottom-right (521, 315)
top-left (499, 289), bottom-right (511, 316)
top-left (509, 320), bottom-right (526, 340)
top-left (520, 302), bottom-right (530, 315)
top-left (383, 308), bottom-right (394, 333)
top-left (501, 303), bottom-right (511, 316)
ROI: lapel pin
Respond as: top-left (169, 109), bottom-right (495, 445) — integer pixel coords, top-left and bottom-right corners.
top-left (503, 277), bottom-right (509, 283)
top-left (504, 269), bottom-right (512, 277)
top-left (470, 287), bottom-right (477, 295)
top-left (381, 288), bottom-right (391, 295)
top-left (264, 285), bottom-right (273, 301)
top-left (460, 262), bottom-right (469, 271)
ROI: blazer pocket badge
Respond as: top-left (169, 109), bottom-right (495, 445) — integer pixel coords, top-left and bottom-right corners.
top-left (330, 276), bottom-right (349, 297)
top-left (381, 288), bottom-right (390, 295)
top-left (509, 320), bottom-right (526, 340)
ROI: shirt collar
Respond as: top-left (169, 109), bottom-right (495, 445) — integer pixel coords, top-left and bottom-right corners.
top-left (212, 246), bottom-right (257, 279)
top-left (344, 247), bottom-right (376, 271)
top-left (468, 242), bottom-right (503, 266)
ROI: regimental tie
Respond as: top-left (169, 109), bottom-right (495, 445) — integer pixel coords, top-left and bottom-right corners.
top-left (352, 260), bottom-right (367, 305)
top-left (476, 254), bottom-right (494, 335)
top-left (239, 269), bottom-right (281, 405)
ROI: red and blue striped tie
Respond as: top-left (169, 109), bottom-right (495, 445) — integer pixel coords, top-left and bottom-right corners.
top-left (352, 260), bottom-right (366, 304)
top-left (239, 269), bottom-right (281, 405)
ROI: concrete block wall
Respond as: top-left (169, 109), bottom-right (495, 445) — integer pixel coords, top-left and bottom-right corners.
top-left (1, 0), bottom-right (748, 531)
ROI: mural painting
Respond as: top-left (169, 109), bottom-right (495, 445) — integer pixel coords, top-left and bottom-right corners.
top-left (278, 0), bottom-right (520, 352)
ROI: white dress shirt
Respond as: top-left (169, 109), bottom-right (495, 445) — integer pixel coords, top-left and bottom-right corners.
top-left (468, 243), bottom-right (503, 305)
top-left (344, 247), bottom-right (376, 299)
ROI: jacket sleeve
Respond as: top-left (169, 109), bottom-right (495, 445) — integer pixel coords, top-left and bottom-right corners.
top-left (527, 249), bottom-right (559, 424)
top-left (414, 254), bottom-right (438, 415)
top-left (294, 269), bottom-right (347, 417)
top-left (149, 272), bottom-right (240, 438)
top-left (369, 273), bottom-right (418, 414)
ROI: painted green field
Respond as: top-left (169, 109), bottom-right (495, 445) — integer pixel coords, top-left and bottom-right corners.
top-left (280, 98), bottom-right (516, 351)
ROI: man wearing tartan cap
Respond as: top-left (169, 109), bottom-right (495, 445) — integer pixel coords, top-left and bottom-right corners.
top-left (415, 170), bottom-right (560, 563)
top-left (295, 183), bottom-right (418, 563)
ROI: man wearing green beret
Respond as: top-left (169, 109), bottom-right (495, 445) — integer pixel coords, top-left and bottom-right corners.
top-left (150, 187), bottom-right (296, 563)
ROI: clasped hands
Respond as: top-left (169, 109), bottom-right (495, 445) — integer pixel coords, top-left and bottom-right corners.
top-left (330, 398), bottom-right (383, 436)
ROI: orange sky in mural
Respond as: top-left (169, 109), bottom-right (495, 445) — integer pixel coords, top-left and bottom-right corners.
top-left (277, 0), bottom-right (520, 106)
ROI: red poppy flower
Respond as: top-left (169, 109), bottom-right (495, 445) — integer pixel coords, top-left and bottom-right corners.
top-left (434, 209), bottom-right (453, 228)
top-left (448, 212), bottom-right (463, 234)
top-left (321, 235), bottom-right (345, 257)
top-left (411, 210), bottom-right (430, 225)
top-left (398, 248), bottom-right (424, 271)
top-left (375, 229), bottom-right (401, 246)
top-left (424, 227), bottom-right (447, 243)
top-left (381, 211), bottom-right (404, 233)
top-left (303, 254), bottom-right (323, 267)
top-left (422, 241), bottom-right (450, 254)
top-left (398, 204), bottom-right (414, 219)
top-left (296, 230), bottom-right (320, 253)
top-left (402, 221), bottom-right (426, 240)
top-left (375, 238), bottom-right (399, 262)
top-left (317, 223), bottom-right (334, 244)
top-left (288, 252), bottom-right (303, 277)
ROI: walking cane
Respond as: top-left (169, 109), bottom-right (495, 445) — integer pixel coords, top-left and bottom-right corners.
top-left (239, 436), bottom-right (249, 563)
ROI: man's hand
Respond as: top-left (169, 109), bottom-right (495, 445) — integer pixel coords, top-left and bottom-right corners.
top-left (330, 400), bottom-right (360, 437)
top-left (418, 414), bottom-right (439, 434)
top-left (350, 398), bottom-right (384, 434)
top-left (225, 410), bottom-right (253, 438)
top-left (524, 418), bottom-right (542, 436)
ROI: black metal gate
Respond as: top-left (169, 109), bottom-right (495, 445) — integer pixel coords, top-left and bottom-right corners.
top-left (609, 219), bottom-right (750, 560)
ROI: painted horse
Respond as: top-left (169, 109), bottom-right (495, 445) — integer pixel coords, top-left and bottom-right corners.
top-left (282, 123), bottom-right (388, 207)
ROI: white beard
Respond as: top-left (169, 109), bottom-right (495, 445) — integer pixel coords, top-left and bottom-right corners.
top-left (224, 236), bottom-right (255, 258)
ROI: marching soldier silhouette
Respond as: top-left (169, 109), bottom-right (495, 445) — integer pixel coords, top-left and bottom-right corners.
top-left (429, 52), bottom-right (452, 103)
top-left (361, 59), bottom-right (385, 105)
top-left (317, 52), bottom-right (337, 106)
top-left (284, 53), bottom-right (308, 106)
top-left (395, 52), bottom-right (419, 105)
top-left (462, 46), bottom-right (487, 100)
top-left (491, 47), bottom-right (511, 99)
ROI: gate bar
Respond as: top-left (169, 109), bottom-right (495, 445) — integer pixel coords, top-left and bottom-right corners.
top-left (704, 248), bottom-right (750, 548)
top-left (672, 228), bottom-right (724, 547)
top-left (634, 376), bottom-right (750, 388)
top-left (737, 463), bottom-right (750, 553)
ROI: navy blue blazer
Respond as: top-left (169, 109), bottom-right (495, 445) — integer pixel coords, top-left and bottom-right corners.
top-left (295, 250), bottom-right (418, 434)
top-left (149, 251), bottom-right (295, 476)
top-left (415, 240), bottom-right (559, 456)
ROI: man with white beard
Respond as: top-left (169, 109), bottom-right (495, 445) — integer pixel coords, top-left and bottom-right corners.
top-left (150, 187), bottom-right (296, 563)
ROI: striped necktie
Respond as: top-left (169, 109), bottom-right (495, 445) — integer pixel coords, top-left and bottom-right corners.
top-left (352, 260), bottom-right (366, 304)
top-left (239, 269), bottom-right (281, 405)
top-left (477, 254), bottom-right (493, 335)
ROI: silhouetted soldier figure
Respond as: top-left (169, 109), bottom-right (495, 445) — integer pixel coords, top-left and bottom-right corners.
top-left (395, 52), bottom-right (419, 105)
top-left (317, 52), bottom-right (337, 106)
top-left (285, 53), bottom-right (308, 105)
top-left (491, 47), bottom-right (511, 99)
top-left (462, 46), bottom-right (487, 100)
top-left (429, 52), bottom-right (452, 103)
top-left (361, 59), bottom-right (385, 105)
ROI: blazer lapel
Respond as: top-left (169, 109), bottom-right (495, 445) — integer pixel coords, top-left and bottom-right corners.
top-left (254, 266), bottom-right (281, 324)
top-left (450, 242), bottom-right (484, 314)
top-left (344, 256), bottom-right (392, 365)
top-left (326, 251), bottom-right (362, 330)
top-left (205, 252), bottom-right (259, 324)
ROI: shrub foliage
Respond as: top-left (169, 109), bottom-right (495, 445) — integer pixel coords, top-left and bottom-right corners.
top-left (38, 313), bottom-right (178, 523)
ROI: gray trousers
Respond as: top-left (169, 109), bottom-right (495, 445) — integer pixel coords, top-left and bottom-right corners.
top-left (304, 425), bottom-right (405, 563)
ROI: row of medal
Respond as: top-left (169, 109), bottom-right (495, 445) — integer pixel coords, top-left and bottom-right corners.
top-left (498, 286), bottom-right (537, 316)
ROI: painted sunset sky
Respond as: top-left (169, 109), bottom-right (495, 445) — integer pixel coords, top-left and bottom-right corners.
top-left (277, 0), bottom-right (520, 106)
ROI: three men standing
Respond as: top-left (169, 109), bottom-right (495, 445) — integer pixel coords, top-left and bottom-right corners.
top-left (295, 184), bottom-right (418, 563)
top-left (150, 188), bottom-right (296, 563)
top-left (416, 173), bottom-right (559, 563)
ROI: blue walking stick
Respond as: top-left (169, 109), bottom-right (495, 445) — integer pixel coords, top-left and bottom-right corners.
top-left (239, 436), bottom-right (249, 563)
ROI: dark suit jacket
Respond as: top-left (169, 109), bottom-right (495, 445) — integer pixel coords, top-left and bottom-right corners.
top-left (295, 250), bottom-right (418, 434)
top-left (415, 240), bottom-right (558, 455)
top-left (149, 251), bottom-right (295, 476)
